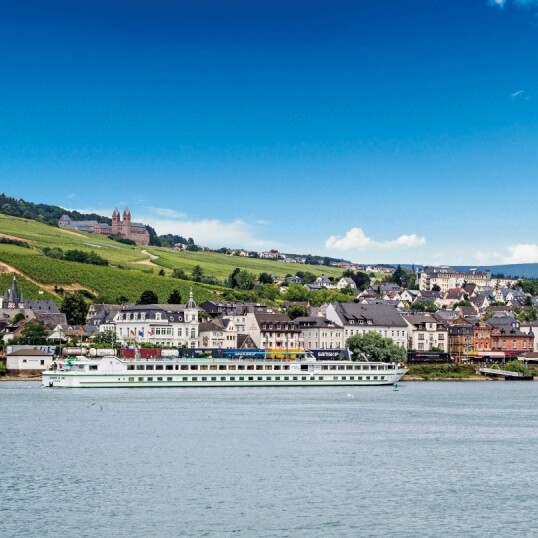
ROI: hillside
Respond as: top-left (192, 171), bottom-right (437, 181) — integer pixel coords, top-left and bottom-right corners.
top-left (0, 214), bottom-right (346, 305)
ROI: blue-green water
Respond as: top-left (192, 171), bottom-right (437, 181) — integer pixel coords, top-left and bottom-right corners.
top-left (1, 381), bottom-right (538, 537)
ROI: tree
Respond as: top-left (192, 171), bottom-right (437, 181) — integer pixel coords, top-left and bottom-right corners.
top-left (227, 267), bottom-right (241, 288)
top-left (168, 289), bottom-right (182, 304)
top-left (410, 300), bottom-right (437, 312)
top-left (432, 284), bottom-right (441, 292)
top-left (351, 271), bottom-right (371, 291)
top-left (258, 272), bottom-right (274, 284)
top-left (116, 295), bottom-right (129, 304)
top-left (94, 330), bottom-right (117, 347)
top-left (346, 332), bottom-right (407, 363)
top-left (236, 270), bottom-right (256, 290)
top-left (61, 294), bottom-right (89, 325)
top-left (191, 265), bottom-right (204, 282)
top-left (172, 268), bottom-right (187, 279)
top-left (287, 304), bottom-right (309, 320)
top-left (137, 290), bottom-right (159, 305)
top-left (13, 320), bottom-right (49, 345)
top-left (158, 268), bottom-right (165, 276)
top-left (391, 265), bottom-right (405, 286)
top-left (285, 284), bottom-right (310, 301)
top-left (12, 312), bottom-right (26, 324)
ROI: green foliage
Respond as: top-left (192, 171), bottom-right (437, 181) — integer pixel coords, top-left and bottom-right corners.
top-left (285, 284), bottom-right (310, 301)
top-left (295, 271), bottom-right (317, 284)
top-left (93, 330), bottom-right (117, 347)
top-left (158, 268), bottom-right (165, 276)
top-left (410, 300), bottom-right (437, 312)
top-left (138, 290), bottom-right (159, 305)
top-left (287, 304), bottom-right (309, 319)
top-left (44, 247), bottom-right (109, 266)
top-left (517, 279), bottom-right (538, 297)
top-left (346, 332), bottom-right (407, 363)
top-left (12, 320), bottom-right (49, 345)
top-left (168, 289), bottom-right (182, 304)
top-left (191, 265), bottom-right (204, 282)
top-left (504, 360), bottom-right (531, 376)
top-left (406, 363), bottom-right (477, 380)
top-left (12, 312), bottom-right (26, 324)
top-left (108, 235), bottom-right (136, 246)
top-left (172, 267), bottom-right (187, 279)
top-left (236, 270), bottom-right (256, 290)
top-left (0, 237), bottom-right (29, 248)
top-left (61, 294), bottom-right (89, 325)
top-left (258, 272), bottom-right (274, 284)
top-left (453, 300), bottom-right (472, 308)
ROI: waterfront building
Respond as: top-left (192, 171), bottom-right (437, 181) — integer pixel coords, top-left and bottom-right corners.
top-left (402, 313), bottom-right (448, 352)
top-left (294, 317), bottom-right (344, 350)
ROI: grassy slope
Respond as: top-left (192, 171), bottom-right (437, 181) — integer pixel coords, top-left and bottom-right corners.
top-left (0, 214), bottom-right (346, 304)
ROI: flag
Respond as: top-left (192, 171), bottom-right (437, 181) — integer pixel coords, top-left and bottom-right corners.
top-left (147, 330), bottom-right (153, 336)
top-left (137, 329), bottom-right (144, 337)
top-left (129, 329), bottom-right (135, 337)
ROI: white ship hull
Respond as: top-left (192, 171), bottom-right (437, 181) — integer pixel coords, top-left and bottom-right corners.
top-left (42, 355), bottom-right (407, 388)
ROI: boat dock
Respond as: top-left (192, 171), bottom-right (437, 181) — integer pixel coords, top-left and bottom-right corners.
top-left (479, 368), bottom-right (534, 381)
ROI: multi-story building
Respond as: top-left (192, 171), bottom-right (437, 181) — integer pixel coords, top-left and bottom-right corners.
top-left (403, 313), bottom-right (448, 352)
top-left (325, 302), bottom-right (408, 348)
top-left (198, 318), bottom-right (238, 349)
top-left (113, 292), bottom-right (199, 348)
top-left (418, 266), bottom-right (490, 293)
top-left (245, 312), bottom-right (301, 350)
top-left (294, 317), bottom-right (344, 350)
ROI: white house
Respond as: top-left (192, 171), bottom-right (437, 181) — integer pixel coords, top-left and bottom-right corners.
top-left (294, 317), bottom-right (344, 350)
top-left (6, 348), bottom-right (54, 375)
top-left (402, 313), bottom-right (448, 352)
top-left (326, 302), bottom-right (409, 349)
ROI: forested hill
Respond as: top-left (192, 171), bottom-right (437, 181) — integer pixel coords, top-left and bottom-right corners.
top-left (0, 193), bottom-right (111, 226)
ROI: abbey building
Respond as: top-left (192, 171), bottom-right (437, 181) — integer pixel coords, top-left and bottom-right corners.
top-left (58, 208), bottom-right (150, 245)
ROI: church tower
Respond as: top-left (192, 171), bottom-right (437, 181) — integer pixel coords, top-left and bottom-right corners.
top-left (111, 208), bottom-right (120, 235)
top-left (122, 207), bottom-right (132, 237)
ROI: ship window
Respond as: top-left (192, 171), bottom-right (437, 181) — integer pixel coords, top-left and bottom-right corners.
top-left (157, 377), bottom-right (163, 381)
top-left (192, 377), bottom-right (197, 381)
top-left (366, 376), bottom-right (370, 380)
top-left (201, 377), bottom-right (207, 381)
top-left (167, 377), bottom-right (173, 381)
top-left (283, 365), bottom-right (290, 371)
top-left (128, 377), bottom-right (134, 382)
top-left (338, 365), bottom-right (345, 370)
top-left (181, 365), bottom-right (188, 370)
top-left (257, 376), bottom-right (263, 381)
top-left (136, 365), bottom-right (144, 370)
top-left (155, 365), bottom-right (163, 371)
top-left (301, 376), bottom-right (307, 381)
top-left (373, 376), bottom-right (378, 380)
top-left (381, 376), bottom-right (385, 380)
top-left (127, 365), bottom-right (135, 370)
top-left (284, 376), bottom-right (289, 380)
top-left (293, 377), bottom-right (298, 381)
top-left (239, 377), bottom-right (244, 381)
top-left (318, 376), bottom-right (324, 380)
top-left (89, 365), bottom-right (98, 371)
top-left (247, 365), bottom-right (254, 370)
top-left (350, 376), bottom-right (354, 380)
top-left (238, 365), bottom-right (245, 370)
top-left (266, 377), bottom-right (271, 381)
top-left (275, 376), bottom-right (280, 380)
top-left (346, 365), bottom-right (353, 370)
top-left (330, 365), bottom-right (336, 370)
top-left (166, 365), bottom-right (173, 370)
top-left (341, 376), bottom-right (346, 380)
top-left (248, 377), bottom-right (254, 381)
top-left (230, 377), bottom-right (236, 381)
top-left (354, 365), bottom-right (361, 370)
top-left (264, 365), bottom-right (272, 370)
top-left (301, 365), bottom-right (308, 371)
top-left (182, 377), bottom-right (188, 381)
top-left (147, 377), bottom-right (153, 381)
top-left (138, 377), bottom-right (143, 381)
top-left (210, 365), bottom-right (218, 370)
top-left (190, 365), bottom-right (198, 370)
top-left (256, 365), bottom-right (263, 370)
top-left (321, 365), bottom-right (328, 370)
top-left (273, 365), bottom-right (281, 370)
top-left (220, 377), bottom-right (226, 381)
top-left (146, 365), bottom-right (154, 370)
top-left (333, 376), bottom-right (338, 380)
top-left (219, 365), bottom-right (227, 370)
top-left (211, 377), bottom-right (217, 381)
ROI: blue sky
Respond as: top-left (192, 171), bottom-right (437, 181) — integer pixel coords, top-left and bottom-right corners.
top-left (1, 0), bottom-right (538, 265)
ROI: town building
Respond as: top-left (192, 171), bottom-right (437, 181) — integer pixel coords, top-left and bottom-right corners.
top-left (403, 313), bottom-right (448, 352)
top-left (294, 317), bottom-right (344, 350)
top-left (326, 302), bottom-right (409, 348)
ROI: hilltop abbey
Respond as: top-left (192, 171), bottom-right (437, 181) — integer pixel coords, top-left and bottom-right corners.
top-left (58, 208), bottom-right (150, 245)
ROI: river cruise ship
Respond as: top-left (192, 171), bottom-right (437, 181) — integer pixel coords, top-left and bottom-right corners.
top-left (42, 351), bottom-right (407, 388)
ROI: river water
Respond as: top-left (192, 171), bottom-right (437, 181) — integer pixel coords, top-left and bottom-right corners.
top-left (1, 381), bottom-right (538, 537)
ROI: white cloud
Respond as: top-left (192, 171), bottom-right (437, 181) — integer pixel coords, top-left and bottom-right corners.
top-left (475, 244), bottom-right (538, 264)
top-left (325, 227), bottom-right (426, 251)
top-left (511, 89), bottom-right (525, 98)
top-left (489, 0), bottom-right (538, 8)
top-left (489, 0), bottom-right (506, 7)
top-left (140, 214), bottom-right (277, 250)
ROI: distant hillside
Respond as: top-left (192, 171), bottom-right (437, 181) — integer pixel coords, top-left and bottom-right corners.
top-left (454, 264), bottom-right (538, 280)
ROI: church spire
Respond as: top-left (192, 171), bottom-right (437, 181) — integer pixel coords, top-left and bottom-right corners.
top-left (186, 288), bottom-right (197, 309)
